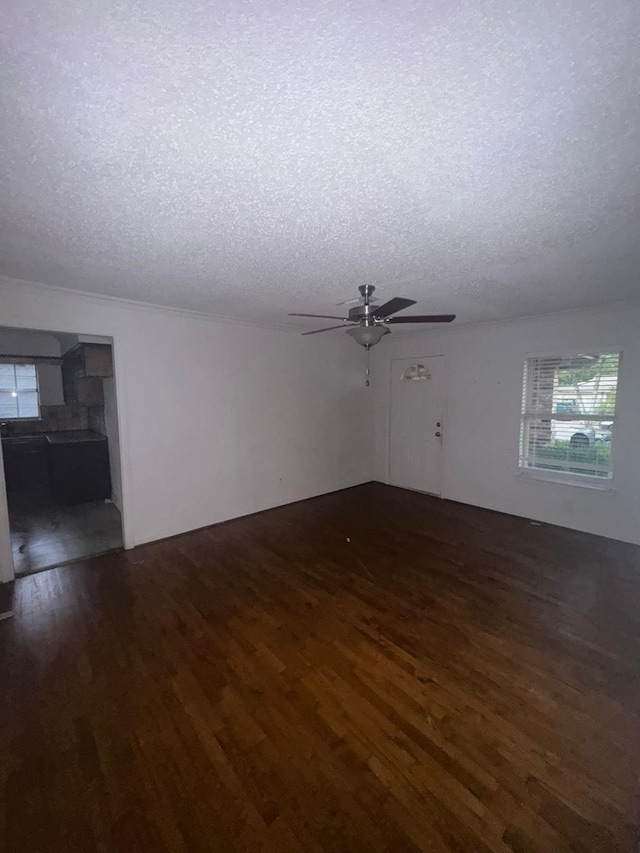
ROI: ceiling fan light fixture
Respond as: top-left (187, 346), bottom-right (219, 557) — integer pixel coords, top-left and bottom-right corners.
top-left (346, 325), bottom-right (389, 348)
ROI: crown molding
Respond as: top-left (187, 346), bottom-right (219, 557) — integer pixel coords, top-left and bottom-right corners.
top-left (0, 275), bottom-right (298, 334)
top-left (378, 296), bottom-right (640, 343)
top-left (2, 275), bottom-right (638, 340)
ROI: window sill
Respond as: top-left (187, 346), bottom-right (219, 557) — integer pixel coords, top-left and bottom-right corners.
top-left (517, 468), bottom-right (616, 492)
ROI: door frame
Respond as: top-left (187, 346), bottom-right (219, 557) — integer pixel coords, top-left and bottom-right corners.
top-left (387, 353), bottom-right (447, 498)
top-left (0, 326), bottom-right (133, 583)
top-left (0, 448), bottom-right (12, 583)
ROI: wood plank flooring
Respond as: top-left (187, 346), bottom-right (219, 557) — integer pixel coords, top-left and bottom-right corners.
top-left (1, 483), bottom-right (639, 852)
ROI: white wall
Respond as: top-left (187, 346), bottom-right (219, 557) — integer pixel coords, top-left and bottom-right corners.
top-left (0, 327), bottom-right (65, 405)
top-left (4, 274), bottom-right (633, 571)
top-left (0, 278), bottom-right (373, 552)
top-left (373, 301), bottom-right (640, 545)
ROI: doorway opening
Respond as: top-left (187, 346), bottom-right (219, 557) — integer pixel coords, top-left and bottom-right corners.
top-left (0, 327), bottom-right (123, 576)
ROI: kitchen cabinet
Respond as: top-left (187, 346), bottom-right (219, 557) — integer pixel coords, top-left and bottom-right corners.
top-left (62, 343), bottom-right (113, 406)
top-left (1, 435), bottom-right (49, 500)
top-left (47, 431), bottom-right (112, 504)
top-left (82, 344), bottom-right (113, 377)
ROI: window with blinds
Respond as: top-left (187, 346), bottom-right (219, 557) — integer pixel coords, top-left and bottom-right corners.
top-left (519, 352), bottom-right (620, 481)
top-left (0, 363), bottom-right (40, 419)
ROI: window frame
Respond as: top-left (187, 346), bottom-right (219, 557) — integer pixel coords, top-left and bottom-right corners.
top-left (0, 361), bottom-right (42, 421)
top-left (517, 349), bottom-right (622, 491)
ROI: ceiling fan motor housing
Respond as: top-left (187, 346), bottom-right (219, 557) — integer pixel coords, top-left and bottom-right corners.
top-left (348, 284), bottom-right (377, 321)
top-left (348, 303), bottom-right (377, 321)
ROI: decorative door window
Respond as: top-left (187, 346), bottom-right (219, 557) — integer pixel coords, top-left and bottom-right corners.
top-left (401, 363), bottom-right (431, 381)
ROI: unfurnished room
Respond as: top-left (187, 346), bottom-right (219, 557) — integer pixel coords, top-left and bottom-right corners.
top-left (0, 2), bottom-right (639, 851)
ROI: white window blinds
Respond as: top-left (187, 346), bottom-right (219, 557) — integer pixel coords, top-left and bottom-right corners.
top-left (0, 363), bottom-right (40, 419)
top-left (519, 352), bottom-right (620, 480)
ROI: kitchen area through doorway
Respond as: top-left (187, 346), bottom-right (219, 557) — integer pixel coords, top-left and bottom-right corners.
top-left (0, 327), bottom-right (123, 576)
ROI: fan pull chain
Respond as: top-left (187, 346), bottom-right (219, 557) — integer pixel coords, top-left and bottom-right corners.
top-left (365, 344), bottom-right (371, 387)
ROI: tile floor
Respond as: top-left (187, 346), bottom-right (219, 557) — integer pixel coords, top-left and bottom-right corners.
top-left (10, 499), bottom-right (123, 576)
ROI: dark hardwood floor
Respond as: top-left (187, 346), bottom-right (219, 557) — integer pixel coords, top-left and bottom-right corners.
top-left (1, 483), bottom-right (639, 852)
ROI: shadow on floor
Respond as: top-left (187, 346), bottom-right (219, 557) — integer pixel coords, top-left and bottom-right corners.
top-left (10, 499), bottom-right (123, 576)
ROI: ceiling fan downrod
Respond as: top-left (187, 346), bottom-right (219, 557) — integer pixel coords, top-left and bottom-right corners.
top-left (356, 285), bottom-right (374, 386)
top-left (359, 284), bottom-right (375, 317)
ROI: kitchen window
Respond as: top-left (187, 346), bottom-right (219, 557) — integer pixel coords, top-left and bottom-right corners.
top-left (519, 351), bottom-right (620, 486)
top-left (0, 363), bottom-right (40, 419)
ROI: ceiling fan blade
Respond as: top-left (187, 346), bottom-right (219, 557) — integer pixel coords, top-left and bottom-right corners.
top-left (288, 313), bottom-right (348, 320)
top-left (301, 324), bottom-right (357, 335)
top-left (386, 314), bottom-right (456, 324)
top-left (372, 297), bottom-right (417, 319)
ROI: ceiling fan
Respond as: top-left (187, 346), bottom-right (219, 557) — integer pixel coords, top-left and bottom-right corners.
top-left (289, 284), bottom-right (455, 348)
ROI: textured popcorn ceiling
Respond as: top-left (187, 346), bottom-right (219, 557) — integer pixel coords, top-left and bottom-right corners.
top-left (1, 0), bottom-right (639, 327)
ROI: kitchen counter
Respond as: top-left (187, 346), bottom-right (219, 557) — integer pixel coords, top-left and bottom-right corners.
top-left (1, 434), bottom-right (47, 448)
top-left (45, 430), bottom-right (106, 445)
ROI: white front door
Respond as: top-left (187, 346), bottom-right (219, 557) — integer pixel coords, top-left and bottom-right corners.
top-left (388, 355), bottom-right (445, 496)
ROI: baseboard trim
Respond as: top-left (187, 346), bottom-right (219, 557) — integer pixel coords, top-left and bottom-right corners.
top-left (131, 481), bottom-right (377, 551)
